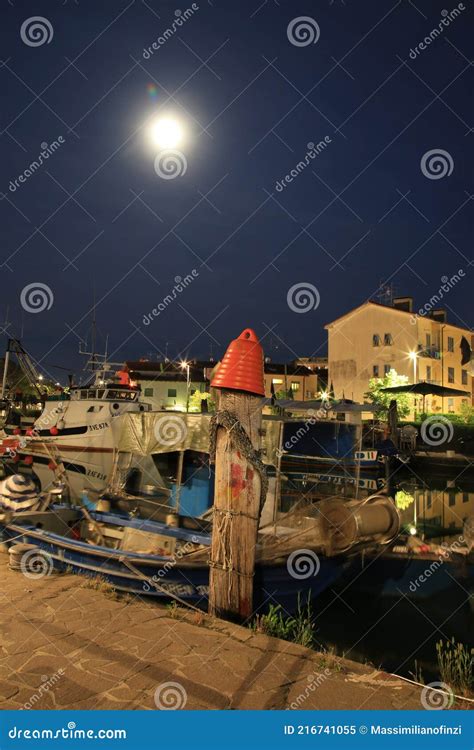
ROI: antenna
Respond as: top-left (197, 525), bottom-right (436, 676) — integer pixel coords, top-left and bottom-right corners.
top-left (91, 286), bottom-right (97, 371)
top-left (377, 281), bottom-right (395, 307)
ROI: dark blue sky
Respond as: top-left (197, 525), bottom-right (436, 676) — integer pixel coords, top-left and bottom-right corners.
top-left (1, 0), bottom-right (472, 381)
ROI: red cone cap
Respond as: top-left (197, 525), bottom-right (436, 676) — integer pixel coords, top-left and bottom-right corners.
top-left (211, 328), bottom-right (264, 396)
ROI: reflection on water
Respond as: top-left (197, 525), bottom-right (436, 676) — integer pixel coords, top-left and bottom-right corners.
top-left (390, 468), bottom-right (474, 543)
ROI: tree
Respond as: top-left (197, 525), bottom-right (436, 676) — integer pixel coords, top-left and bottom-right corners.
top-left (365, 369), bottom-right (412, 420)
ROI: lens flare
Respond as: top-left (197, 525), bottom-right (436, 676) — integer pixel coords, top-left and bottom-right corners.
top-left (147, 83), bottom-right (158, 100)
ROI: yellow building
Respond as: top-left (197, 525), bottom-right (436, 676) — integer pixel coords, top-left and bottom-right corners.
top-left (325, 298), bottom-right (473, 414)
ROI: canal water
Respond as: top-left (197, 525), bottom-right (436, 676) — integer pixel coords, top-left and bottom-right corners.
top-left (311, 465), bottom-right (474, 682)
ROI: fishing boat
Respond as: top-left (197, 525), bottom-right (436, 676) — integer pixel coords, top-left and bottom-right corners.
top-left (0, 476), bottom-right (400, 612)
top-left (0, 340), bottom-right (164, 500)
top-left (270, 400), bottom-right (384, 474)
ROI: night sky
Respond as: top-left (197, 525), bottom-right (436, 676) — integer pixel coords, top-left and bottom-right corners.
top-left (1, 0), bottom-right (472, 382)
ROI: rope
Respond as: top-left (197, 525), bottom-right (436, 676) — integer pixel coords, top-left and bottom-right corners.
top-left (209, 409), bottom-right (268, 510)
top-left (389, 672), bottom-right (474, 704)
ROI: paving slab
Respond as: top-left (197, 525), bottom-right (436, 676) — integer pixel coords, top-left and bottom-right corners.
top-left (0, 556), bottom-right (432, 710)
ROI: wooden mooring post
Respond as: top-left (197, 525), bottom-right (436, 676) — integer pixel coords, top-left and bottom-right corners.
top-left (208, 328), bottom-right (266, 622)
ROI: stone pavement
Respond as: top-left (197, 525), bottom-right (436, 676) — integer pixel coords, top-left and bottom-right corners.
top-left (0, 557), bottom-right (427, 710)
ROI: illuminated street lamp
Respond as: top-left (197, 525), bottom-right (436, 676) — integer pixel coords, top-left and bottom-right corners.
top-left (409, 351), bottom-right (418, 384)
top-left (409, 350), bottom-right (418, 419)
top-left (180, 360), bottom-right (190, 412)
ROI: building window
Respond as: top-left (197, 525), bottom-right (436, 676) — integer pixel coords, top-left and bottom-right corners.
top-left (383, 333), bottom-right (393, 345)
top-left (447, 397), bottom-right (454, 413)
top-left (462, 370), bottom-right (468, 385)
top-left (448, 492), bottom-right (455, 507)
top-left (426, 333), bottom-right (431, 348)
top-left (448, 367), bottom-right (454, 384)
top-left (373, 365), bottom-right (379, 378)
top-left (167, 388), bottom-right (177, 398)
top-left (372, 334), bottom-right (380, 347)
top-left (447, 336), bottom-right (454, 352)
top-left (272, 378), bottom-right (283, 385)
top-left (290, 381), bottom-right (300, 392)
top-left (144, 388), bottom-right (154, 397)
top-left (463, 493), bottom-right (469, 503)
top-left (426, 366), bottom-right (431, 381)
top-left (384, 364), bottom-right (390, 376)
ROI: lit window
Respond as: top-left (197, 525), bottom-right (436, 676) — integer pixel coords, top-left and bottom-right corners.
top-left (272, 378), bottom-right (283, 385)
top-left (373, 334), bottom-right (380, 347)
top-left (290, 382), bottom-right (300, 392)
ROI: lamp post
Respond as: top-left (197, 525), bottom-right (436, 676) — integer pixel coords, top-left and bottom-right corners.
top-left (409, 350), bottom-right (418, 384)
top-left (180, 361), bottom-right (190, 412)
top-left (409, 351), bottom-right (418, 420)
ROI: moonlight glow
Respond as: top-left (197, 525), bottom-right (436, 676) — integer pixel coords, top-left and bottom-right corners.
top-left (150, 117), bottom-right (183, 149)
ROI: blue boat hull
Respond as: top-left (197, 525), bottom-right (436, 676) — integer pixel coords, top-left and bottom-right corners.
top-left (3, 511), bottom-right (347, 613)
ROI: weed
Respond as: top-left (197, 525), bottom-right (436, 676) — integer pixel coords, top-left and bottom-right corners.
top-left (252, 593), bottom-right (314, 648)
top-left (81, 575), bottom-right (118, 599)
top-left (166, 601), bottom-right (180, 619)
top-left (436, 638), bottom-right (473, 696)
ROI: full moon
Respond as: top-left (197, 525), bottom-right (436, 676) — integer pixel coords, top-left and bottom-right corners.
top-left (150, 117), bottom-right (183, 149)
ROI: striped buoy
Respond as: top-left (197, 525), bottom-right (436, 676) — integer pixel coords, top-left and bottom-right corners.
top-left (0, 474), bottom-right (40, 512)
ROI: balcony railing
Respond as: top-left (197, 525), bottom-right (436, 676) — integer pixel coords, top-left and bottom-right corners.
top-left (417, 346), bottom-right (441, 359)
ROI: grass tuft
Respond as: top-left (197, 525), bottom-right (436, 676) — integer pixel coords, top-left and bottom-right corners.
top-left (436, 638), bottom-right (473, 697)
top-left (252, 593), bottom-right (315, 649)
